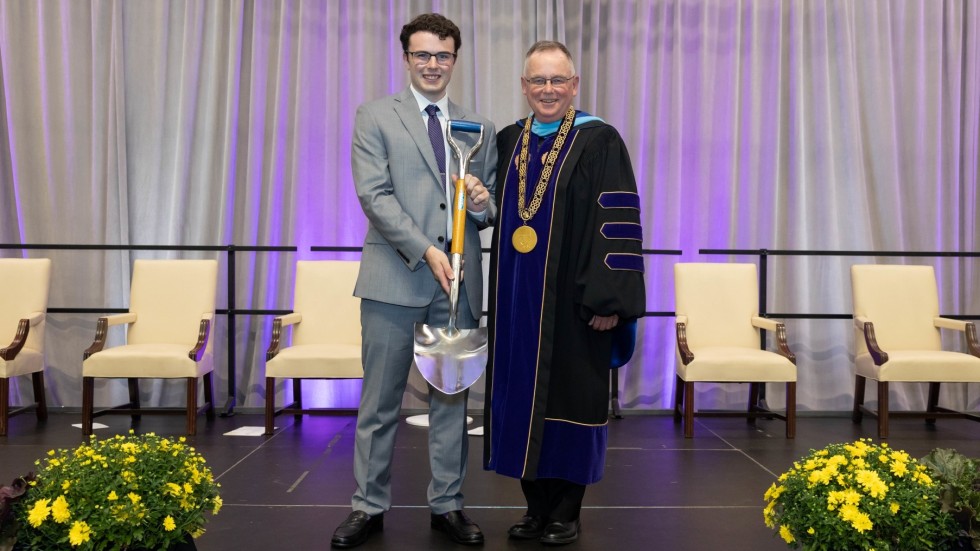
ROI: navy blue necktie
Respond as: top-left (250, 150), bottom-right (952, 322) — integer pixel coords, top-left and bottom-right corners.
top-left (425, 104), bottom-right (446, 175)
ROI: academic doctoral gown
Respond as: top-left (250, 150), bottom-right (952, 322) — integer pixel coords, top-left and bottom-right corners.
top-left (484, 114), bottom-right (646, 485)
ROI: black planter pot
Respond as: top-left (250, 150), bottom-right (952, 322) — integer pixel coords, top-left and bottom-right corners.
top-left (130, 534), bottom-right (198, 551)
top-left (10, 534), bottom-right (196, 551)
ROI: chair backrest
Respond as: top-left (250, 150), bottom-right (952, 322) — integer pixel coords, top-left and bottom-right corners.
top-left (674, 263), bottom-right (760, 350)
top-left (291, 261), bottom-right (361, 346)
top-left (0, 258), bottom-right (52, 353)
top-left (851, 264), bottom-right (941, 353)
top-left (127, 260), bottom-right (218, 346)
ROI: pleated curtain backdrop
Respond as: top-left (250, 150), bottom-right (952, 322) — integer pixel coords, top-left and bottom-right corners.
top-left (0, 0), bottom-right (977, 414)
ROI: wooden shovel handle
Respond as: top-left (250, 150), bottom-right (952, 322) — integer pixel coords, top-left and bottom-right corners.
top-left (450, 177), bottom-right (466, 255)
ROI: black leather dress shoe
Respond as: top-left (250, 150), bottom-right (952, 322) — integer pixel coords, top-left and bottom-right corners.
top-left (507, 515), bottom-right (547, 539)
top-left (331, 511), bottom-right (383, 548)
top-left (540, 519), bottom-right (580, 546)
top-left (431, 510), bottom-right (485, 545)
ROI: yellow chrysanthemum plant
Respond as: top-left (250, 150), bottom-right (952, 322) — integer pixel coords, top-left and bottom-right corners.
top-left (764, 439), bottom-right (958, 550)
top-left (12, 431), bottom-right (221, 550)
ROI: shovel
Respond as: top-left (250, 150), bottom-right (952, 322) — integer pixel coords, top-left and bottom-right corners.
top-left (414, 120), bottom-right (488, 395)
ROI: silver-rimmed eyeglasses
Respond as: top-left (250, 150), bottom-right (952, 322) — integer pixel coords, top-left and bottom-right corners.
top-left (406, 51), bottom-right (457, 65)
top-left (523, 75), bottom-right (576, 88)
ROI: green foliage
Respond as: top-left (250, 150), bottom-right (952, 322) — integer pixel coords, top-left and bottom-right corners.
top-left (764, 439), bottom-right (958, 550)
top-left (12, 431), bottom-right (221, 550)
top-left (921, 448), bottom-right (980, 550)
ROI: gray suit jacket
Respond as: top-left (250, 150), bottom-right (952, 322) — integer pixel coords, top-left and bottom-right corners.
top-left (352, 87), bottom-right (498, 315)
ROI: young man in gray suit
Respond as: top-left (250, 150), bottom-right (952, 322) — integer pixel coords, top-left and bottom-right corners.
top-left (330, 13), bottom-right (497, 549)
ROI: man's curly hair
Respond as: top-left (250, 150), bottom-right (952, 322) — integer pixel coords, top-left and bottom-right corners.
top-left (400, 13), bottom-right (462, 53)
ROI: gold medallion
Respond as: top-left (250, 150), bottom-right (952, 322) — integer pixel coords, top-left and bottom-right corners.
top-left (512, 225), bottom-right (537, 253)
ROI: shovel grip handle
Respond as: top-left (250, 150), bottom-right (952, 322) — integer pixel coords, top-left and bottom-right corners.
top-left (450, 178), bottom-right (466, 255)
top-left (449, 120), bottom-right (483, 133)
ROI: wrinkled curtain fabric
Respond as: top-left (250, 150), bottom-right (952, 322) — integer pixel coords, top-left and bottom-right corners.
top-left (0, 0), bottom-right (977, 414)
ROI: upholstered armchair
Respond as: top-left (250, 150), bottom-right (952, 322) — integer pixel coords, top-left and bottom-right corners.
top-left (82, 259), bottom-right (218, 436)
top-left (851, 264), bottom-right (980, 439)
top-left (265, 260), bottom-right (362, 435)
top-left (673, 263), bottom-right (797, 438)
top-left (0, 258), bottom-right (51, 436)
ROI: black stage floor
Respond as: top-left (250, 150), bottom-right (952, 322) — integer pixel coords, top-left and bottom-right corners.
top-left (5, 411), bottom-right (980, 550)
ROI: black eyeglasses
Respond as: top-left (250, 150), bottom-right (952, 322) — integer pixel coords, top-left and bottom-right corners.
top-left (406, 51), bottom-right (457, 65)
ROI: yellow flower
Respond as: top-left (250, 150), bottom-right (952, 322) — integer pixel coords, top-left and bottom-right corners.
top-left (213, 495), bottom-right (223, 514)
top-left (107, 491), bottom-right (119, 501)
top-left (890, 502), bottom-right (900, 514)
top-left (61, 480), bottom-right (71, 491)
top-left (68, 520), bottom-right (91, 547)
top-left (52, 495), bottom-right (71, 523)
top-left (28, 498), bottom-right (52, 527)
top-left (855, 470), bottom-right (888, 499)
top-left (807, 527), bottom-right (815, 535)
top-left (839, 504), bottom-right (873, 533)
top-left (128, 492), bottom-right (141, 505)
top-left (163, 515), bottom-right (177, 531)
top-left (779, 524), bottom-right (795, 543)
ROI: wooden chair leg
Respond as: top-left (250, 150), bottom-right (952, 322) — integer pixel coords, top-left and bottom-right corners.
top-left (265, 377), bottom-right (276, 435)
top-left (128, 378), bottom-right (141, 421)
top-left (684, 382), bottom-right (695, 438)
top-left (747, 382), bottom-right (760, 426)
top-left (1, 378), bottom-right (9, 437)
top-left (82, 377), bottom-right (95, 437)
top-left (32, 372), bottom-right (47, 422)
top-left (293, 379), bottom-right (303, 422)
top-left (852, 375), bottom-right (866, 423)
top-left (610, 368), bottom-right (623, 419)
top-left (925, 382), bottom-right (940, 425)
top-left (186, 377), bottom-right (198, 436)
top-left (203, 372), bottom-right (215, 420)
top-left (673, 375), bottom-right (684, 422)
top-left (785, 382), bottom-right (796, 439)
top-left (877, 381), bottom-right (889, 439)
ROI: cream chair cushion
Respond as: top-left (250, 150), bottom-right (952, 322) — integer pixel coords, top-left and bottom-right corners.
top-left (851, 264), bottom-right (980, 382)
top-left (674, 262), bottom-right (796, 382)
top-left (266, 260), bottom-right (362, 379)
top-left (83, 259), bottom-right (218, 378)
top-left (0, 259), bottom-right (51, 378)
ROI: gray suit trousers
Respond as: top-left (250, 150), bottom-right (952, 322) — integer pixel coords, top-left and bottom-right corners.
top-left (352, 283), bottom-right (477, 515)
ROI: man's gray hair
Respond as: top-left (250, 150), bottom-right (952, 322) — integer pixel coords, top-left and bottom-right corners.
top-left (523, 40), bottom-right (576, 76)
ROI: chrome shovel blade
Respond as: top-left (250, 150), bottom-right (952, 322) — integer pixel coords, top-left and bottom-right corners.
top-left (414, 323), bottom-right (488, 395)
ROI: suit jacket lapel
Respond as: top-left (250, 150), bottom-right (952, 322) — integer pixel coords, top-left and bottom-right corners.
top-left (394, 87), bottom-right (443, 184)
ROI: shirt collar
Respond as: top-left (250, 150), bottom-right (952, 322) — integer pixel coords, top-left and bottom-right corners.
top-left (410, 85), bottom-right (450, 116)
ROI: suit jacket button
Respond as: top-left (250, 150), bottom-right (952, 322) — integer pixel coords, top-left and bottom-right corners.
top-left (440, 203), bottom-right (447, 210)
top-left (437, 236), bottom-right (445, 243)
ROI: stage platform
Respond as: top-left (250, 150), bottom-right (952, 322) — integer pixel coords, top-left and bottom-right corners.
top-left (5, 411), bottom-right (980, 550)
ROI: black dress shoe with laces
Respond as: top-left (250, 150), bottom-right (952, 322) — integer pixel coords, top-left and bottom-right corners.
top-left (507, 515), bottom-right (547, 539)
top-left (431, 510), bottom-right (485, 545)
top-left (540, 519), bottom-right (580, 546)
top-left (331, 511), bottom-right (383, 548)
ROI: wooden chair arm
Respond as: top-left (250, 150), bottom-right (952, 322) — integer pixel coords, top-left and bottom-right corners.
top-left (84, 317), bottom-right (110, 359)
top-left (188, 318), bottom-right (211, 361)
top-left (83, 313), bottom-right (138, 360)
top-left (773, 322), bottom-right (796, 364)
top-left (266, 313), bottom-right (301, 361)
top-left (862, 320), bottom-right (889, 365)
top-left (0, 319), bottom-right (30, 361)
top-left (751, 316), bottom-right (796, 364)
top-left (967, 322), bottom-right (980, 358)
top-left (676, 322), bottom-right (694, 365)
